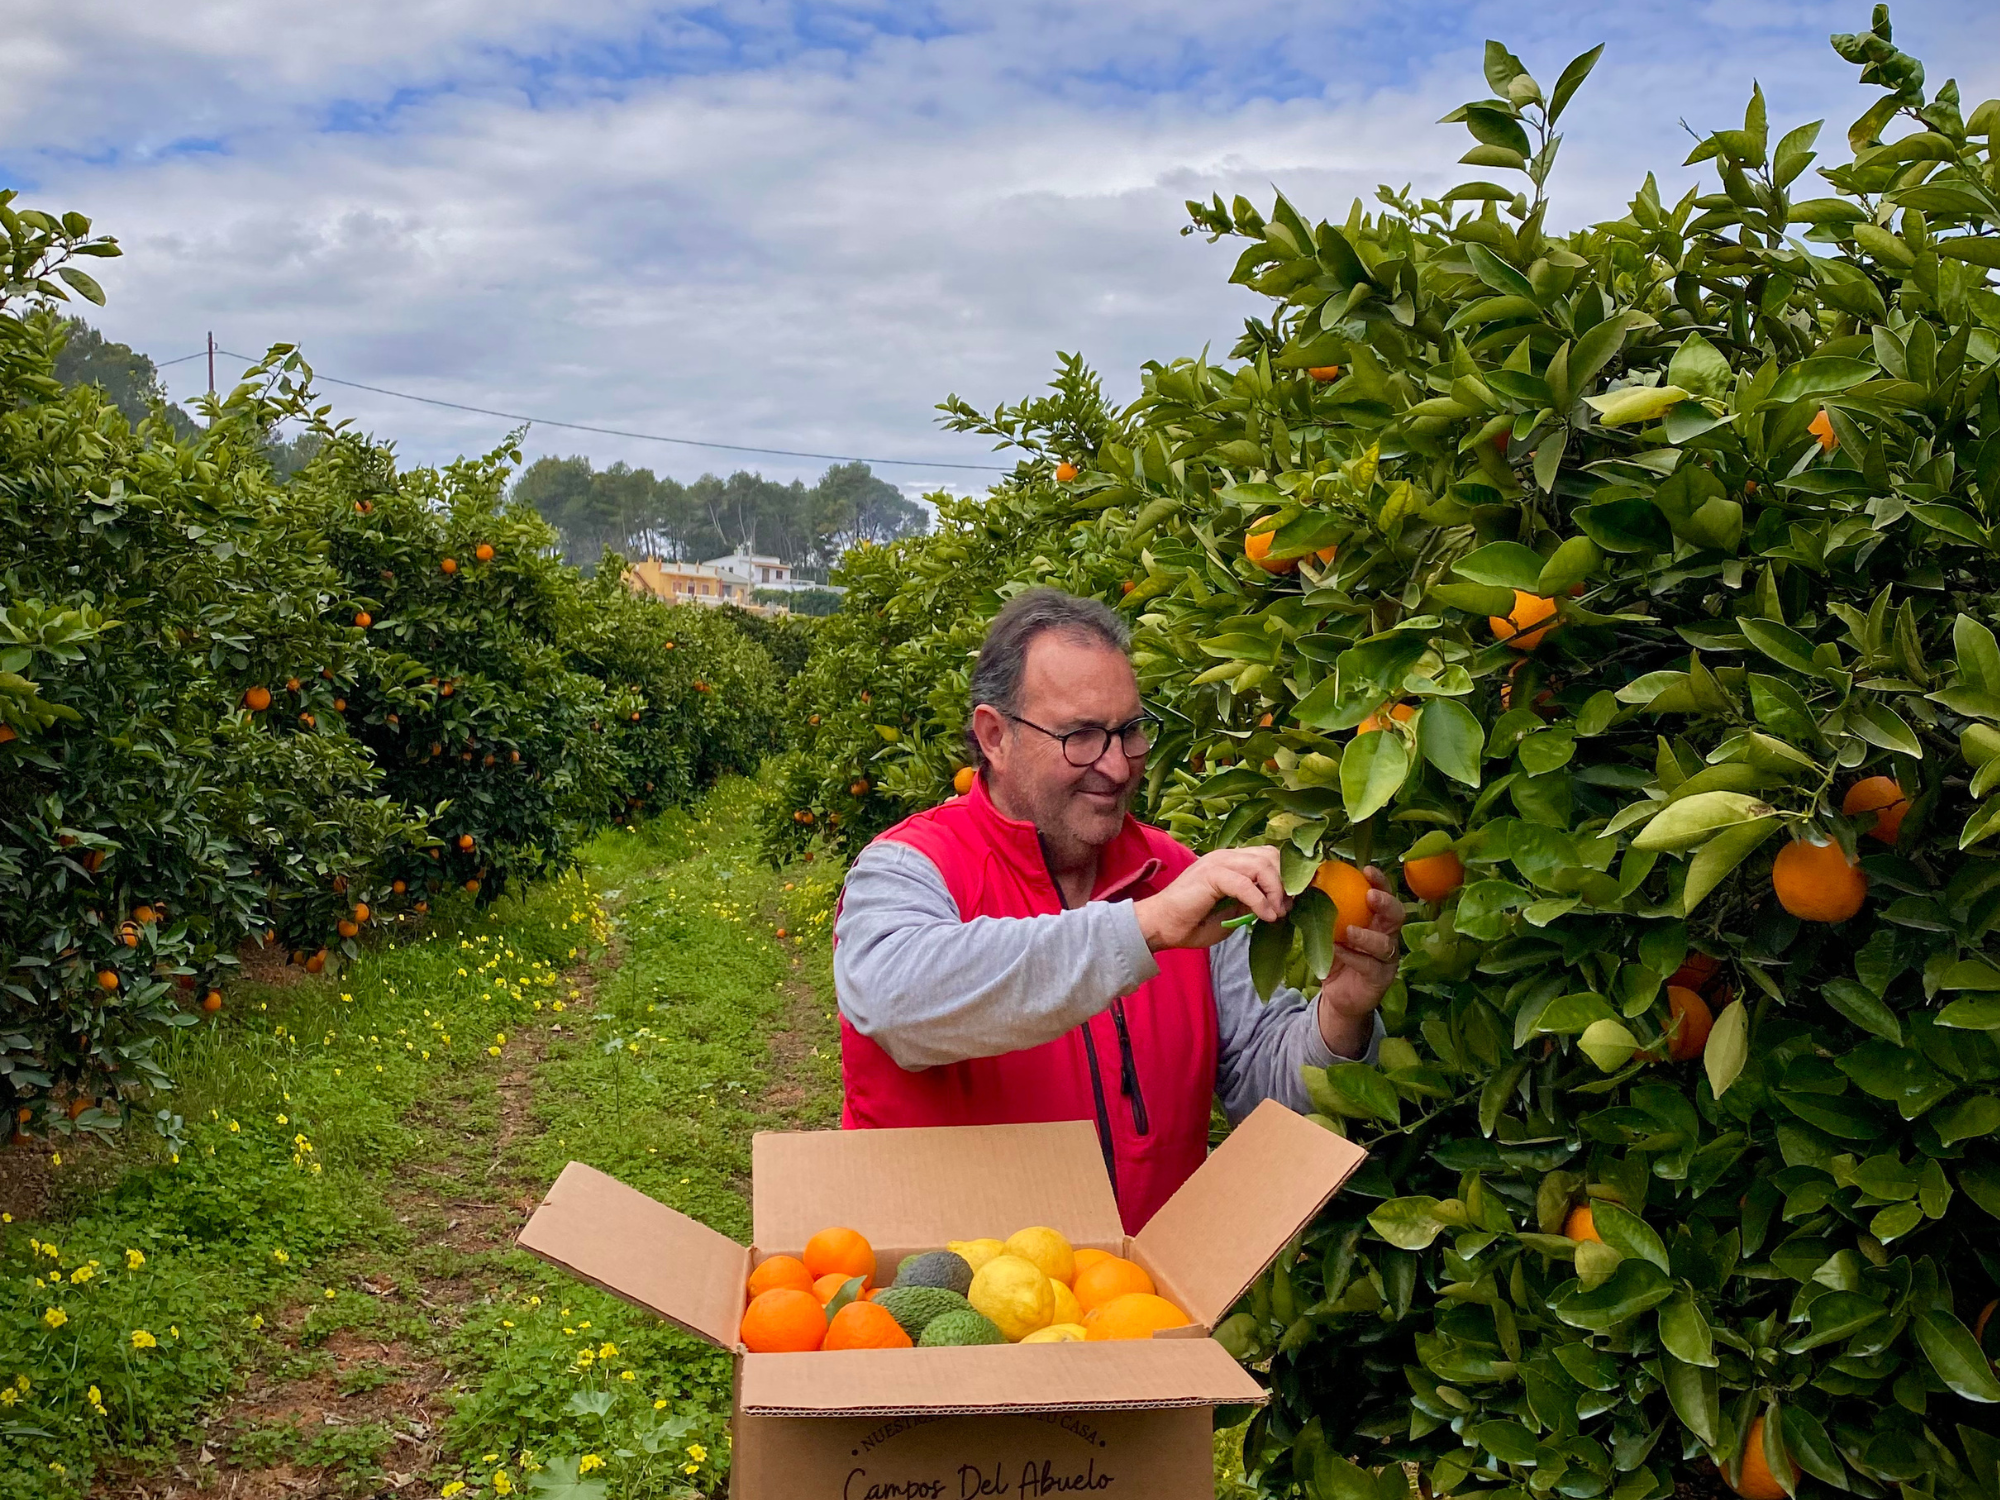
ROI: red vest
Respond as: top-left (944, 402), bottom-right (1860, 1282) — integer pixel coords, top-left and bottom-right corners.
top-left (838, 774), bottom-right (1218, 1231)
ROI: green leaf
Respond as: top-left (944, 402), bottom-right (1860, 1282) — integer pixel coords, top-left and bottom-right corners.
top-left (1662, 1353), bottom-right (1719, 1446)
top-left (1683, 817), bottom-right (1780, 914)
top-left (1548, 1259), bottom-right (1675, 1331)
top-left (1705, 999), bottom-right (1749, 1098)
top-left (1667, 332), bottom-right (1733, 401)
top-left (1934, 1095), bottom-right (2000, 1144)
top-left (1957, 613), bottom-right (2000, 696)
top-left (1593, 1202), bottom-right (1669, 1271)
top-left (1249, 913), bottom-right (1292, 1001)
top-left (527, 1456), bottom-right (610, 1500)
top-left (1913, 1311), bottom-right (2000, 1402)
top-left (1659, 1290), bottom-right (1717, 1366)
top-left (1536, 536), bottom-right (1600, 595)
top-left (1547, 44), bottom-right (1604, 124)
top-left (1369, 1196), bottom-right (1447, 1251)
top-left (1632, 792), bottom-right (1775, 852)
top-left (1323, 1061), bottom-right (1401, 1124)
top-left (1578, 1018), bottom-right (1640, 1071)
top-left (55, 266), bottom-right (105, 305)
top-left (1939, 995), bottom-right (2000, 1029)
top-left (1822, 979), bottom-right (1902, 1043)
top-left (1849, 698), bottom-right (1922, 758)
top-left (1768, 357), bottom-right (1877, 404)
top-left (1586, 385), bottom-right (1692, 427)
top-left (1740, 618), bottom-right (1824, 676)
top-left (1465, 244), bottom-right (1537, 301)
top-left (1418, 698), bottom-right (1484, 787)
top-left (1941, 237), bottom-right (2000, 270)
top-left (1779, 1407), bottom-right (1848, 1489)
top-left (1342, 729), bottom-right (1411, 821)
top-left (1452, 541), bottom-right (1546, 590)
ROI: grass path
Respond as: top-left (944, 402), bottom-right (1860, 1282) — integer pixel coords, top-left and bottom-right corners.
top-left (0, 778), bottom-right (840, 1500)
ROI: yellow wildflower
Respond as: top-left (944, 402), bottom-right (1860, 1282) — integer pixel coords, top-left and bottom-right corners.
top-left (131, 1329), bottom-right (158, 1349)
top-left (577, 1455), bottom-right (604, 1474)
top-left (42, 1308), bottom-right (66, 1329)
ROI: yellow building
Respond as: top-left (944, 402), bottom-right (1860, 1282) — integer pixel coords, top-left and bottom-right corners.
top-left (625, 557), bottom-right (755, 607)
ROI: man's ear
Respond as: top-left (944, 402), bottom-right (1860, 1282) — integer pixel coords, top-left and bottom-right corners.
top-left (970, 703), bottom-right (1010, 769)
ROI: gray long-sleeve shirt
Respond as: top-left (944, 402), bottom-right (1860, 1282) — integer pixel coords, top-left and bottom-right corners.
top-left (832, 840), bottom-right (1382, 1124)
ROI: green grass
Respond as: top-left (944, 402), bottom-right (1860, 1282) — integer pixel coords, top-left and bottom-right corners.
top-left (0, 775), bottom-right (840, 1500)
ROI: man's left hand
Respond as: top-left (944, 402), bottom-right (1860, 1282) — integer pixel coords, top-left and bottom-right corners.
top-left (1316, 868), bottom-right (1404, 1058)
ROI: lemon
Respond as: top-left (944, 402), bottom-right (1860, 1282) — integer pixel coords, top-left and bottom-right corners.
top-left (947, 1238), bottom-right (1006, 1274)
top-left (1020, 1322), bottom-right (1088, 1344)
top-left (1050, 1279), bottom-right (1082, 1327)
top-left (968, 1254), bottom-right (1055, 1341)
top-left (1003, 1226), bottom-right (1076, 1286)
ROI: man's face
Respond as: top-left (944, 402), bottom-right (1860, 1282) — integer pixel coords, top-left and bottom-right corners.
top-left (978, 632), bottom-right (1146, 854)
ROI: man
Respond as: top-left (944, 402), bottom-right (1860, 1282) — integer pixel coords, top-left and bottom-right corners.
top-left (833, 589), bottom-right (1404, 1230)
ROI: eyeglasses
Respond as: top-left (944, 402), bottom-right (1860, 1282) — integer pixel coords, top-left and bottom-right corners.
top-left (1007, 712), bottom-right (1158, 767)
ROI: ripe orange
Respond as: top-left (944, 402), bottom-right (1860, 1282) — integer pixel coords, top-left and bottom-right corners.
top-left (1244, 529), bottom-right (1295, 575)
top-left (1772, 838), bottom-right (1867, 923)
top-left (812, 1272), bottom-right (870, 1304)
top-left (1732, 1415), bottom-right (1797, 1500)
top-left (1403, 850), bottom-right (1465, 903)
top-left (1307, 365), bottom-right (1342, 382)
top-left (1072, 1256), bottom-right (1155, 1315)
top-left (95, 970), bottom-right (119, 991)
top-left (464, 879), bottom-right (481, 894)
top-left (694, 681), bottom-right (711, 694)
top-left (458, 834), bottom-right (475, 851)
top-left (1975, 1298), bottom-right (1996, 1354)
top-left (1083, 1293), bottom-right (1190, 1340)
top-left (954, 766), bottom-right (976, 796)
top-left (1564, 1205), bottom-right (1600, 1242)
top-left (803, 1226), bottom-right (876, 1287)
top-left (441, 557), bottom-right (458, 574)
top-left (1808, 408), bottom-right (1837, 452)
top-left (1311, 860), bottom-right (1374, 944)
top-left (824, 1300), bottom-right (913, 1351)
top-left (1669, 951), bottom-right (1719, 992)
top-left (475, 543), bottom-right (495, 562)
top-left (1842, 775), bottom-right (1908, 845)
top-left (391, 880), bottom-right (406, 895)
top-left (338, 919), bottom-right (359, 939)
top-left (0, 726), bottom-right (14, 745)
top-left (1489, 590), bottom-right (1559, 651)
top-left (1120, 579), bottom-right (1135, 594)
top-left (739, 1288), bottom-right (827, 1353)
top-left (1665, 985), bottom-right (1713, 1063)
top-left (304, 949), bottom-right (327, 975)
top-left (851, 779), bottom-right (870, 796)
top-left (1071, 1248), bottom-right (1114, 1279)
top-left (299, 712), bottom-right (316, 728)
top-left (413, 901), bottom-right (429, 914)
top-left (244, 686), bottom-right (272, 712)
top-left (119, 922), bottom-right (139, 947)
top-left (747, 1255), bottom-right (816, 1299)
top-left (353, 903), bottom-right (369, 923)
top-left (354, 611), bottom-right (372, 629)
top-left (201, 991), bottom-right (223, 1013)
top-left (440, 682), bottom-right (454, 697)
top-left (1055, 461), bottom-right (1080, 483)
top-left (1357, 703), bottom-right (1415, 734)
top-left (286, 677), bottom-right (301, 692)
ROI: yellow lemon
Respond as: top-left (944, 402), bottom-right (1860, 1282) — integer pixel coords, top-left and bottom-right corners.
top-left (1020, 1322), bottom-right (1088, 1344)
top-left (968, 1254), bottom-right (1055, 1341)
top-left (1050, 1279), bottom-right (1083, 1326)
top-left (947, 1238), bottom-right (1006, 1274)
top-left (1003, 1226), bottom-right (1076, 1286)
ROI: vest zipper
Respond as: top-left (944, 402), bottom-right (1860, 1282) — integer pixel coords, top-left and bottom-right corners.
top-left (1039, 836), bottom-right (1121, 1197)
top-left (1110, 1000), bottom-right (1150, 1136)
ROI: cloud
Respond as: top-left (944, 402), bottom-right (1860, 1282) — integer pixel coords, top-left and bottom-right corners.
top-left (12, 1), bottom-right (1999, 493)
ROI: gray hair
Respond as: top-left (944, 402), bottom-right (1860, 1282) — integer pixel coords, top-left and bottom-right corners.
top-left (967, 588), bottom-right (1131, 763)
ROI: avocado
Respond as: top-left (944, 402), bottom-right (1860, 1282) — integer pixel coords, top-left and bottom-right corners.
top-left (893, 1250), bottom-right (974, 1296)
top-left (872, 1285), bottom-right (972, 1340)
top-left (917, 1308), bottom-right (1007, 1347)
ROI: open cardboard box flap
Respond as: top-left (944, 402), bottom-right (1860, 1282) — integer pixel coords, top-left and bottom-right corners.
top-left (1134, 1101), bottom-right (1367, 1328)
top-left (518, 1161), bottom-right (748, 1351)
top-left (752, 1120), bottom-right (1125, 1255)
top-left (738, 1338), bottom-right (1265, 1416)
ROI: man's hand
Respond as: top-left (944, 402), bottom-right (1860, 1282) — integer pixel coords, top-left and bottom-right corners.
top-left (1134, 847), bottom-right (1290, 951)
top-left (1317, 868), bottom-right (1404, 1058)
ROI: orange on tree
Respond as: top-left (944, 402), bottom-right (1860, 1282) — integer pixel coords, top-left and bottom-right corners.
top-left (1564, 1205), bottom-right (1600, 1243)
top-left (1489, 590), bottom-right (1559, 650)
top-left (337, 919), bottom-right (359, 938)
top-left (353, 903), bottom-right (369, 923)
top-left (803, 1226), bottom-right (876, 1286)
top-left (1311, 860), bottom-right (1374, 944)
top-left (286, 677), bottom-right (301, 692)
top-left (304, 949), bottom-right (327, 974)
top-left (1842, 775), bottom-right (1908, 844)
top-left (441, 556), bottom-right (458, 574)
top-left (1732, 1415), bottom-right (1797, 1500)
top-left (1307, 365), bottom-right (1342, 381)
top-left (391, 879), bottom-right (406, 894)
top-left (475, 542), bottom-right (495, 562)
top-left (1403, 850), bottom-right (1465, 903)
top-left (824, 1300), bottom-right (913, 1351)
top-left (1665, 986), bottom-right (1713, 1063)
top-left (1808, 408), bottom-right (1838, 452)
top-left (954, 766), bottom-right (977, 795)
top-left (1244, 529), bottom-right (1295, 574)
top-left (1669, 951), bottom-right (1719, 992)
top-left (0, 725), bottom-right (14, 744)
top-left (458, 834), bottom-right (475, 851)
top-left (244, 685), bottom-right (272, 712)
top-left (1055, 461), bottom-right (1079, 483)
top-left (1357, 702), bottom-right (1415, 734)
top-left (1072, 1255), bottom-right (1156, 1315)
top-left (95, 970), bottom-right (119, 991)
top-left (464, 878), bottom-right (481, 893)
top-left (1772, 837), bottom-right (1867, 923)
top-left (850, 780), bottom-right (870, 796)
top-left (739, 1288), bottom-right (827, 1353)
top-left (201, 990), bottom-right (223, 1014)
top-left (1083, 1292), bottom-right (1190, 1340)
top-left (354, 611), bottom-right (372, 628)
top-left (747, 1255), bottom-right (816, 1298)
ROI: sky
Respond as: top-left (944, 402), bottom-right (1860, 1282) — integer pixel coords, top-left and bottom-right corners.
top-left (8, 1), bottom-right (1998, 495)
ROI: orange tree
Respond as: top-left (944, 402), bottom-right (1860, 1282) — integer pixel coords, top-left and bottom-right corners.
top-left (769, 10), bottom-right (2000, 1495)
top-left (0, 216), bottom-right (420, 1140)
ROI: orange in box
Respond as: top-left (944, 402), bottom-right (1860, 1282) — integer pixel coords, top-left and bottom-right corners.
top-left (519, 1102), bottom-right (1365, 1500)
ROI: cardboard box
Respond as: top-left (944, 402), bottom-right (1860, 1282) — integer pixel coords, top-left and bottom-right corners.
top-left (519, 1099), bottom-right (1366, 1500)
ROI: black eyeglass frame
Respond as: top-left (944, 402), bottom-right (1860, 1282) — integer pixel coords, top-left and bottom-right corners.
top-left (1005, 711), bottom-right (1160, 767)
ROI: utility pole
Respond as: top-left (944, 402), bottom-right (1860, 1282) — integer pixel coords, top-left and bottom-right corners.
top-left (206, 331), bottom-right (215, 415)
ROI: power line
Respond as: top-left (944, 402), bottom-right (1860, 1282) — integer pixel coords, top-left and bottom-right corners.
top-left (202, 347), bottom-right (1013, 473)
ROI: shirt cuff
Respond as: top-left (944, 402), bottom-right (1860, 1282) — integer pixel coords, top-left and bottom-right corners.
top-left (1110, 902), bottom-right (1162, 992)
top-left (1299, 1008), bottom-right (1386, 1068)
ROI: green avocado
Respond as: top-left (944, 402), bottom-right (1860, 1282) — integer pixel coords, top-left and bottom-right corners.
top-left (872, 1285), bottom-right (972, 1340)
top-left (917, 1308), bottom-right (1007, 1347)
top-left (893, 1250), bottom-right (974, 1296)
